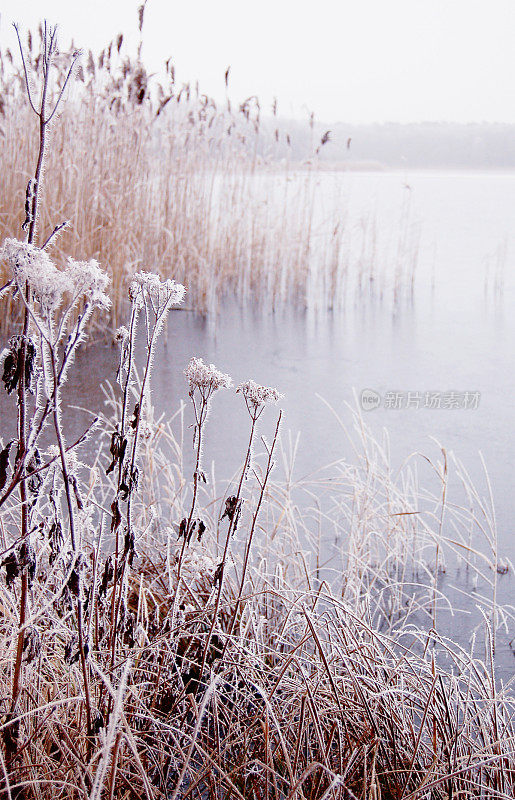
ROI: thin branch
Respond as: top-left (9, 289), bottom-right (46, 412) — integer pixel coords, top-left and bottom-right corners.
top-left (41, 220), bottom-right (70, 250)
top-left (0, 279), bottom-right (13, 298)
top-left (45, 51), bottom-right (81, 124)
top-left (12, 23), bottom-right (39, 116)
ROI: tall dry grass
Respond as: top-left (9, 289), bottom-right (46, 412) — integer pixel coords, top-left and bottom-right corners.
top-left (1, 388), bottom-right (513, 799)
top-left (0, 25), bottom-right (419, 327)
top-left (0, 20), bottom-right (512, 800)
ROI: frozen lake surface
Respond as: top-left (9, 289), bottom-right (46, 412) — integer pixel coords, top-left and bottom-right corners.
top-left (3, 169), bottom-right (514, 678)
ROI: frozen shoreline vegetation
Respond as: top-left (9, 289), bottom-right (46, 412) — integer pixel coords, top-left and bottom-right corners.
top-left (0, 20), bottom-right (513, 800)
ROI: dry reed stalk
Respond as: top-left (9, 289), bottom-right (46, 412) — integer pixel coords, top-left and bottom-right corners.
top-left (0, 27), bottom-right (420, 327)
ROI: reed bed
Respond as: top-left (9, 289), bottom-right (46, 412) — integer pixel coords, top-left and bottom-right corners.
top-left (0, 20), bottom-right (512, 800)
top-left (0, 23), bottom-right (419, 328)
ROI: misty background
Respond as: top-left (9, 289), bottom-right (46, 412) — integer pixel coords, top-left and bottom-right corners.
top-left (257, 119), bottom-right (515, 170)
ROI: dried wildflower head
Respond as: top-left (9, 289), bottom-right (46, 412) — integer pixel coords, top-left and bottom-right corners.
top-left (236, 379), bottom-right (283, 411)
top-left (66, 257), bottom-right (111, 310)
top-left (184, 357), bottom-right (232, 399)
top-left (114, 325), bottom-right (129, 343)
top-left (114, 326), bottom-right (130, 386)
top-left (129, 271), bottom-right (186, 314)
top-left (2, 238), bottom-right (72, 318)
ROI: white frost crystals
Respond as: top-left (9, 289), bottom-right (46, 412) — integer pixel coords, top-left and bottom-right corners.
top-left (2, 238), bottom-right (72, 319)
top-left (184, 359), bottom-right (284, 411)
top-left (129, 271), bottom-right (186, 314)
top-left (1, 238), bottom-right (112, 319)
top-left (114, 326), bottom-right (129, 342)
top-left (66, 257), bottom-right (111, 310)
top-left (236, 379), bottom-right (283, 410)
top-left (184, 357), bottom-right (233, 398)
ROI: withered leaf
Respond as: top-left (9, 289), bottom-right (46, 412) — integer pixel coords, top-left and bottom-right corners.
top-left (64, 637), bottom-right (79, 665)
top-left (99, 555), bottom-right (113, 597)
top-left (0, 440), bottom-right (14, 492)
top-left (1, 336), bottom-right (37, 395)
top-left (48, 520), bottom-right (63, 565)
top-left (27, 449), bottom-right (42, 495)
top-left (129, 401), bottom-right (140, 431)
top-left (2, 550), bottom-right (20, 587)
top-left (2, 341), bottom-right (19, 394)
top-left (23, 626), bottom-right (41, 664)
top-left (110, 499), bottom-right (121, 533)
top-left (119, 464), bottom-right (138, 501)
top-left (106, 430), bottom-right (127, 475)
top-left (197, 519), bottom-right (206, 542)
top-left (123, 527), bottom-right (136, 566)
top-left (213, 562), bottom-right (224, 587)
top-left (68, 474), bottom-right (83, 510)
top-left (221, 495), bottom-right (243, 532)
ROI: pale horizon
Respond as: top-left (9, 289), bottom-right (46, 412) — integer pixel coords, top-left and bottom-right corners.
top-left (1, 0), bottom-right (515, 126)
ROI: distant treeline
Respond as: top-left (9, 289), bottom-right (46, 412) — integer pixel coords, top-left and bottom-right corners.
top-left (259, 119), bottom-right (515, 169)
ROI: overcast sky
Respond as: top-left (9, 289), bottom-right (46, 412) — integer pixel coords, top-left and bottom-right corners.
top-left (1, 1), bottom-right (515, 124)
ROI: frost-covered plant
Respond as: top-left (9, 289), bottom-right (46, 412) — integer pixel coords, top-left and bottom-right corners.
top-left (2, 239), bottom-right (72, 326)
top-left (182, 358), bottom-right (232, 535)
top-left (236, 378), bottom-right (283, 414)
top-left (66, 257), bottom-right (111, 310)
top-left (180, 357), bottom-right (232, 541)
top-left (129, 270), bottom-right (185, 315)
top-left (196, 376), bottom-right (284, 677)
top-left (0, 23), bottom-right (195, 764)
top-left (0, 23), bottom-right (183, 760)
top-left (0, 25), bottom-right (93, 760)
top-left (171, 358), bottom-right (233, 628)
top-left (2, 239), bottom-right (112, 409)
top-left (180, 357), bottom-right (232, 542)
top-left (184, 356), bottom-right (232, 399)
top-left (105, 269), bottom-right (185, 677)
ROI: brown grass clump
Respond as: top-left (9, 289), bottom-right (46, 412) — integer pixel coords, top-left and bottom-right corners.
top-left (1, 417), bottom-right (513, 799)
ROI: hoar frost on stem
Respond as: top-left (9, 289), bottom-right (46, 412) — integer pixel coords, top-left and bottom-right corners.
top-left (66, 257), bottom-right (111, 310)
top-left (114, 326), bottom-right (129, 343)
top-left (2, 238), bottom-right (72, 318)
top-left (129, 271), bottom-right (186, 314)
top-left (45, 443), bottom-right (80, 474)
top-left (2, 238), bottom-right (112, 320)
top-left (236, 379), bottom-right (283, 410)
top-left (184, 357), bottom-right (233, 400)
